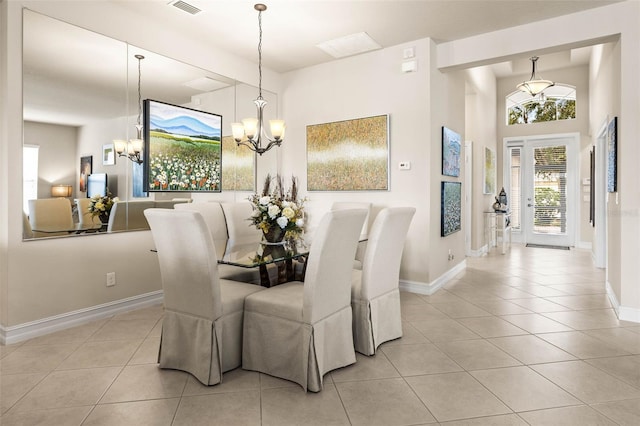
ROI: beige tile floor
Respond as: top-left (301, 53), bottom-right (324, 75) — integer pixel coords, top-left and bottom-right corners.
top-left (2, 244), bottom-right (640, 425)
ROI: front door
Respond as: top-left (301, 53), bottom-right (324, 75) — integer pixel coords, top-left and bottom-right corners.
top-left (522, 135), bottom-right (578, 247)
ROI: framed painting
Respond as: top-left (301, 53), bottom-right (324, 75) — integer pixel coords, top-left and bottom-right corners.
top-left (483, 146), bottom-right (496, 194)
top-left (306, 114), bottom-right (389, 191)
top-left (441, 181), bottom-right (462, 237)
top-left (79, 155), bottom-right (92, 193)
top-left (102, 143), bottom-right (115, 166)
top-left (222, 135), bottom-right (255, 192)
top-left (144, 99), bottom-right (222, 192)
top-left (442, 126), bottom-right (461, 177)
top-left (607, 116), bottom-right (617, 193)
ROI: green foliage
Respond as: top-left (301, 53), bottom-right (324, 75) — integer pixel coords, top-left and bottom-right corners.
top-left (534, 187), bottom-right (560, 225)
top-left (508, 99), bottom-right (576, 125)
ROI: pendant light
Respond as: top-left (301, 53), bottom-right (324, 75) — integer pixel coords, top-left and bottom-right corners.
top-left (114, 54), bottom-right (145, 164)
top-left (516, 56), bottom-right (554, 97)
top-left (231, 4), bottom-right (285, 155)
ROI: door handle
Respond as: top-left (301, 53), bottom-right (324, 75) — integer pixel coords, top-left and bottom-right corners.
top-left (527, 204), bottom-right (533, 207)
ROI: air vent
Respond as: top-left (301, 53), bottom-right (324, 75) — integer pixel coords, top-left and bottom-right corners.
top-left (169, 0), bottom-right (202, 15)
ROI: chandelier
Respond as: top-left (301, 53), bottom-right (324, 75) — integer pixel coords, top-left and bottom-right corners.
top-left (231, 4), bottom-right (285, 155)
top-left (114, 54), bottom-right (145, 164)
top-left (516, 56), bottom-right (555, 97)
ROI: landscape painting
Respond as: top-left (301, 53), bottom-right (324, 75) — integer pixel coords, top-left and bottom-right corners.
top-left (484, 147), bottom-right (496, 194)
top-left (442, 126), bottom-right (461, 177)
top-left (144, 99), bottom-right (222, 192)
top-left (306, 114), bottom-right (389, 191)
top-left (441, 181), bottom-right (462, 237)
top-left (222, 135), bottom-right (255, 192)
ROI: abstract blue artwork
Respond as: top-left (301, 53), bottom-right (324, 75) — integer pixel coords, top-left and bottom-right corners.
top-left (442, 126), bottom-right (461, 177)
top-left (441, 181), bottom-right (462, 237)
top-left (607, 116), bottom-right (617, 193)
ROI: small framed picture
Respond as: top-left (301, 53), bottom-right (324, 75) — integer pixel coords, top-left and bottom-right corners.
top-left (102, 143), bottom-right (115, 166)
top-left (80, 155), bottom-right (92, 192)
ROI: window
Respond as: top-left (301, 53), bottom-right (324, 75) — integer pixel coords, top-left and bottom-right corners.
top-left (506, 84), bottom-right (576, 125)
top-left (23, 145), bottom-right (39, 214)
top-left (508, 147), bottom-right (521, 231)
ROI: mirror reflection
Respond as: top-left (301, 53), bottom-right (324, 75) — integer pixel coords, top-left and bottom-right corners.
top-left (22, 9), bottom-right (270, 240)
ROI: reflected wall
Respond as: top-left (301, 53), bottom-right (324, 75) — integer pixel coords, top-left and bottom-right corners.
top-left (22, 9), bottom-right (277, 240)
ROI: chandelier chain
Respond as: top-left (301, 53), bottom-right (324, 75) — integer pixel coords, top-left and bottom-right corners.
top-left (257, 8), bottom-right (263, 100)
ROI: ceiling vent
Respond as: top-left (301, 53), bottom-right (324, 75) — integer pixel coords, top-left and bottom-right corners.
top-left (168, 0), bottom-right (202, 16)
top-left (316, 32), bottom-right (381, 59)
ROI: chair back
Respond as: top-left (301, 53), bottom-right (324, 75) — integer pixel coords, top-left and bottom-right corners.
top-left (175, 202), bottom-right (228, 258)
top-left (221, 202), bottom-right (262, 247)
top-left (28, 198), bottom-right (74, 236)
top-left (75, 198), bottom-right (101, 227)
top-left (331, 202), bottom-right (372, 240)
top-left (360, 207), bottom-right (415, 300)
top-left (144, 208), bottom-right (222, 321)
top-left (108, 200), bottom-right (155, 231)
top-left (22, 212), bottom-right (34, 239)
top-left (303, 208), bottom-right (367, 323)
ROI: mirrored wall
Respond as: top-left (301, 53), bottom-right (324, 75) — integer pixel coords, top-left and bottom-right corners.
top-left (22, 9), bottom-right (277, 240)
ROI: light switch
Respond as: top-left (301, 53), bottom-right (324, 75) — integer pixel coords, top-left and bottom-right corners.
top-left (399, 161), bottom-right (411, 170)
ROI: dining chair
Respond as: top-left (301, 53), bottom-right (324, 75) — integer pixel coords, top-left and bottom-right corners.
top-left (351, 207), bottom-right (415, 355)
top-left (242, 208), bottom-right (367, 392)
top-left (75, 198), bottom-right (101, 228)
top-left (331, 201), bottom-right (372, 269)
top-left (220, 201), bottom-right (262, 247)
top-left (144, 208), bottom-right (265, 385)
top-left (175, 202), bottom-right (262, 285)
top-left (28, 198), bottom-right (74, 238)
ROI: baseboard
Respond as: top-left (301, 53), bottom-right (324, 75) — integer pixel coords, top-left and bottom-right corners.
top-left (0, 291), bottom-right (164, 345)
top-left (606, 281), bottom-right (640, 324)
top-left (576, 241), bottom-right (593, 250)
top-left (400, 259), bottom-right (467, 296)
top-left (467, 245), bottom-right (488, 257)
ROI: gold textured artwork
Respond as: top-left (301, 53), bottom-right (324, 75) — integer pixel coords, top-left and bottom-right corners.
top-left (222, 136), bottom-right (255, 192)
top-left (306, 115), bottom-right (389, 191)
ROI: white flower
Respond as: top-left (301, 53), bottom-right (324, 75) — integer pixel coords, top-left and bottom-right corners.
top-left (268, 204), bottom-right (280, 218)
top-left (295, 218), bottom-right (305, 228)
top-left (276, 216), bottom-right (289, 229)
top-left (282, 207), bottom-right (295, 219)
top-left (259, 196), bottom-right (271, 206)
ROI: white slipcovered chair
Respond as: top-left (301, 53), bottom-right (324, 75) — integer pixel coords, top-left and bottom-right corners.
top-left (144, 208), bottom-right (264, 385)
top-left (28, 198), bottom-right (74, 238)
top-left (242, 208), bottom-right (367, 392)
top-left (351, 207), bottom-right (415, 355)
top-left (220, 201), bottom-right (262, 247)
top-left (175, 202), bottom-right (261, 284)
top-left (75, 198), bottom-right (101, 228)
top-left (331, 201), bottom-right (372, 269)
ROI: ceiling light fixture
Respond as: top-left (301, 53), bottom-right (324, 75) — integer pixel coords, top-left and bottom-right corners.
top-left (114, 54), bottom-right (145, 164)
top-left (231, 3), bottom-right (285, 156)
top-left (516, 56), bottom-right (555, 97)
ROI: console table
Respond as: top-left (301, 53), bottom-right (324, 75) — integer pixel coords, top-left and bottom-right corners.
top-left (484, 211), bottom-right (512, 254)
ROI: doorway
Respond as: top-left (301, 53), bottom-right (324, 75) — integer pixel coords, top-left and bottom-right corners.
top-left (505, 133), bottom-right (579, 247)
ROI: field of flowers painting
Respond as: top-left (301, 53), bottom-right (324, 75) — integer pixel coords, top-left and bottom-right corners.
top-left (221, 135), bottom-right (255, 192)
top-left (441, 181), bottom-right (462, 237)
top-left (146, 100), bottom-right (222, 192)
top-left (306, 115), bottom-right (389, 191)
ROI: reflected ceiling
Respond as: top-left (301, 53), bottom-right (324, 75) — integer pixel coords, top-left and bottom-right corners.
top-left (23, 10), bottom-right (235, 127)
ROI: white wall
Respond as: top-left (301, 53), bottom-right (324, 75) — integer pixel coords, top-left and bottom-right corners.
top-left (24, 121), bottom-right (78, 200)
top-left (464, 66), bottom-right (498, 252)
top-left (280, 37), bottom-right (466, 285)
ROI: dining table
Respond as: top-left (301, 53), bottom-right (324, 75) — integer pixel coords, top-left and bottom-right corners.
top-left (218, 239), bottom-right (310, 287)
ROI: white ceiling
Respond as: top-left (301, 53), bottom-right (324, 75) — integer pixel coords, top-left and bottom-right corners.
top-left (111, 0), bottom-right (620, 73)
top-left (23, 0), bottom-right (621, 126)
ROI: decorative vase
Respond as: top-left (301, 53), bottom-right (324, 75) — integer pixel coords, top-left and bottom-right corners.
top-left (261, 226), bottom-right (286, 259)
top-left (99, 213), bottom-right (109, 224)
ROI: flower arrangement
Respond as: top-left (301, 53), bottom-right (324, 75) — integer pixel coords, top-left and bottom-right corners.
top-left (87, 192), bottom-right (119, 221)
top-left (249, 174), bottom-right (305, 243)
